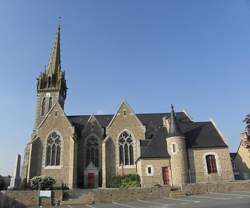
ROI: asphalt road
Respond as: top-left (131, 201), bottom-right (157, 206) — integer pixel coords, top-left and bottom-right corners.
top-left (49, 190), bottom-right (250, 208)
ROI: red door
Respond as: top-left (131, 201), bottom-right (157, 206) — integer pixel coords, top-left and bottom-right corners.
top-left (162, 167), bottom-right (169, 185)
top-left (88, 173), bottom-right (95, 188)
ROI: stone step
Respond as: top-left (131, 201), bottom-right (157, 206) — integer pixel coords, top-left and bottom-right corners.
top-left (168, 191), bottom-right (186, 198)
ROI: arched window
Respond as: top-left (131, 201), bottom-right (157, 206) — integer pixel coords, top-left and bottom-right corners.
top-left (46, 132), bottom-right (61, 166)
top-left (48, 97), bottom-right (52, 111)
top-left (86, 136), bottom-right (99, 167)
top-left (206, 154), bottom-right (217, 174)
top-left (41, 98), bottom-right (46, 116)
top-left (119, 131), bottom-right (134, 166)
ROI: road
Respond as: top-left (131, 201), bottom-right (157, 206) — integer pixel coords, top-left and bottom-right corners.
top-left (43, 190), bottom-right (250, 208)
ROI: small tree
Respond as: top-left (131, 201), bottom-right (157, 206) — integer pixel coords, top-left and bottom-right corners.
top-left (243, 114), bottom-right (250, 136)
top-left (30, 176), bottom-right (56, 190)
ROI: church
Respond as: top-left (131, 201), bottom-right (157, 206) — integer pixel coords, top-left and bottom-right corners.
top-left (22, 26), bottom-right (234, 189)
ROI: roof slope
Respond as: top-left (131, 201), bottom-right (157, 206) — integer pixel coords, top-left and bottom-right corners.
top-left (67, 112), bottom-right (228, 159)
top-left (140, 127), bottom-right (170, 159)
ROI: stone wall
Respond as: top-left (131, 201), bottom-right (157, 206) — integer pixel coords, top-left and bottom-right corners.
top-left (183, 180), bottom-right (250, 194)
top-left (93, 186), bottom-right (172, 203)
top-left (105, 101), bottom-right (146, 186)
top-left (0, 190), bottom-right (63, 207)
top-left (137, 158), bottom-right (171, 187)
top-left (76, 180), bottom-right (250, 204)
top-left (29, 103), bottom-right (77, 188)
top-left (188, 147), bottom-right (234, 183)
top-left (234, 133), bottom-right (250, 179)
top-left (2, 181), bottom-right (250, 206)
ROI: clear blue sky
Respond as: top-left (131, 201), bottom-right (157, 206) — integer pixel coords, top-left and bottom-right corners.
top-left (0, 0), bottom-right (250, 176)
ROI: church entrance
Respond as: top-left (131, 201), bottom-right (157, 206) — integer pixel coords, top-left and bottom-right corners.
top-left (87, 173), bottom-right (95, 188)
top-left (84, 162), bottom-right (99, 188)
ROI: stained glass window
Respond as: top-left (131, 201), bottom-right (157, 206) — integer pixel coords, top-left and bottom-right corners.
top-left (46, 132), bottom-right (61, 166)
top-left (119, 131), bottom-right (134, 166)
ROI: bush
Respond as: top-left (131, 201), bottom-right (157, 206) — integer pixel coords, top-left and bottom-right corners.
top-left (110, 174), bottom-right (140, 188)
top-left (30, 176), bottom-right (56, 190)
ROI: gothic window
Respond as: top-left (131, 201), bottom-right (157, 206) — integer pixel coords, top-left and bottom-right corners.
top-left (46, 132), bottom-right (61, 166)
top-left (41, 98), bottom-right (46, 116)
top-left (206, 154), bottom-right (217, 174)
top-left (119, 131), bottom-right (134, 166)
top-left (48, 97), bottom-right (53, 111)
top-left (86, 136), bottom-right (99, 167)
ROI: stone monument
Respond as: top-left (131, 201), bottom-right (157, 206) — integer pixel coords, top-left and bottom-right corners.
top-left (9, 154), bottom-right (21, 189)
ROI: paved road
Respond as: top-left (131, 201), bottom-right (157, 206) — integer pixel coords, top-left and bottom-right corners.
top-left (57, 191), bottom-right (250, 208)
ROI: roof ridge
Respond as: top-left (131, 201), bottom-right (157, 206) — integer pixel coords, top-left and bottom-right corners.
top-left (67, 112), bottom-right (185, 117)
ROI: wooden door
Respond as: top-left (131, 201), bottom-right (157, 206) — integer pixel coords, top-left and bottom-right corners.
top-left (88, 173), bottom-right (95, 188)
top-left (162, 166), bottom-right (169, 185)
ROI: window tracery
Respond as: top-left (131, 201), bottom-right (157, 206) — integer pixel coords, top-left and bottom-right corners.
top-left (46, 131), bottom-right (61, 166)
top-left (119, 131), bottom-right (134, 166)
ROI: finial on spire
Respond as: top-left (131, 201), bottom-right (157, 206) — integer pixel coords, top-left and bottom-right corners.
top-left (58, 16), bottom-right (62, 30)
top-left (171, 104), bottom-right (174, 112)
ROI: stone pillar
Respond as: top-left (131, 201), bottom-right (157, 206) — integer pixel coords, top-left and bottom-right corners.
top-left (9, 154), bottom-right (22, 189)
top-left (102, 140), bottom-right (107, 188)
top-left (68, 137), bottom-right (75, 189)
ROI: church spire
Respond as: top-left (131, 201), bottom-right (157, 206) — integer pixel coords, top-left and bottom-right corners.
top-left (169, 104), bottom-right (183, 137)
top-left (36, 25), bottom-right (67, 97)
top-left (46, 25), bottom-right (61, 76)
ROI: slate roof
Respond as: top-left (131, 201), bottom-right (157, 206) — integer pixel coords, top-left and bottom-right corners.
top-left (67, 112), bottom-right (228, 159)
top-left (140, 127), bottom-right (170, 159)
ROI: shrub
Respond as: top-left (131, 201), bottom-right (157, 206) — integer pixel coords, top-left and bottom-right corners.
top-left (110, 174), bottom-right (140, 188)
top-left (30, 176), bottom-right (56, 190)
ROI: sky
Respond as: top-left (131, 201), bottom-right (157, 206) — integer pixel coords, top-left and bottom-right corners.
top-left (1, 0), bottom-right (250, 176)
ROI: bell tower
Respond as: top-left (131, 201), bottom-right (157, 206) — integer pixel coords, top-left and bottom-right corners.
top-left (35, 25), bottom-right (67, 128)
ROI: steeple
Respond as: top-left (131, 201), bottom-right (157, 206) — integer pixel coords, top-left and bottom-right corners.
top-left (169, 104), bottom-right (183, 137)
top-left (34, 25), bottom-right (67, 128)
top-left (36, 25), bottom-right (67, 99)
top-left (46, 25), bottom-right (61, 76)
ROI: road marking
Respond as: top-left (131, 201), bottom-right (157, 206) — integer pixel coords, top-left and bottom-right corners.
top-left (137, 199), bottom-right (169, 207)
top-left (191, 195), bottom-right (231, 200)
top-left (112, 201), bottom-right (139, 208)
top-left (86, 205), bottom-right (96, 208)
top-left (163, 197), bottom-right (200, 203)
top-left (209, 192), bottom-right (250, 198)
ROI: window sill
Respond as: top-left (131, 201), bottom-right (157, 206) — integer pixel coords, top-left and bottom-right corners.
top-left (118, 165), bottom-right (136, 169)
top-left (44, 166), bottom-right (62, 169)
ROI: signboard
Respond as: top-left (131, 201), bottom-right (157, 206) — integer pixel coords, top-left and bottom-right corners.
top-left (39, 190), bottom-right (51, 198)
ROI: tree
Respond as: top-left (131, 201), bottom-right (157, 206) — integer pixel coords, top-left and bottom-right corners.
top-left (243, 114), bottom-right (250, 135)
top-left (0, 175), bottom-right (6, 190)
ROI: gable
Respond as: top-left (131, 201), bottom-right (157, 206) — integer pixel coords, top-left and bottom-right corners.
top-left (107, 100), bottom-right (145, 130)
top-left (81, 115), bottom-right (104, 139)
top-left (37, 102), bottom-right (74, 136)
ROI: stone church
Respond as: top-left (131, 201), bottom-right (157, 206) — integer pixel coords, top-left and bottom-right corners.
top-left (22, 26), bottom-right (234, 189)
